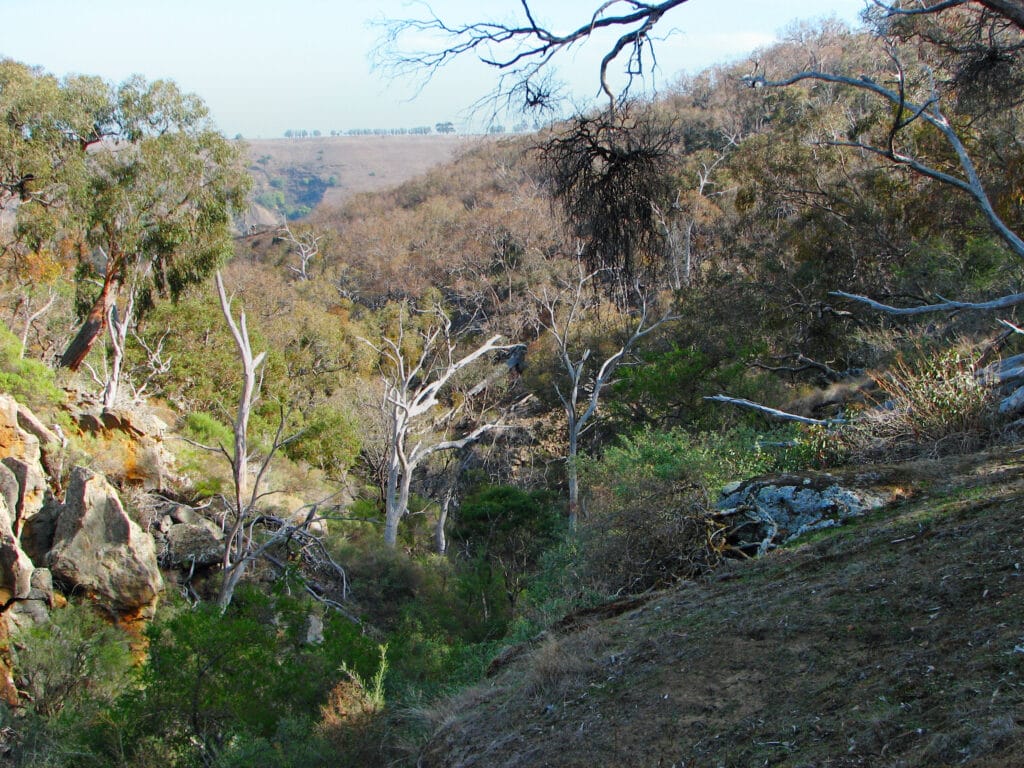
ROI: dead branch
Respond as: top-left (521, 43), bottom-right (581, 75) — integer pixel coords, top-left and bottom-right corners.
top-left (377, 0), bottom-right (695, 110)
top-left (830, 290), bottom-right (1024, 314)
top-left (750, 68), bottom-right (1024, 260)
top-left (704, 395), bottom-right (843, 426)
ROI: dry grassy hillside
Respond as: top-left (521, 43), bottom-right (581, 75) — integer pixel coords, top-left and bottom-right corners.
top-left (242, 135), bottom-right (476, 224)
top-left (416, 450), bottom-right (1024, 768)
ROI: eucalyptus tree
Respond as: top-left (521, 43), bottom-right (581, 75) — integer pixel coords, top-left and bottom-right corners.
top-left (2, 62), bottom-right (249, 381)
top-left (364, 301), bottom-right (513, 548)
top-left (59, 77), bottom-right (250, 376)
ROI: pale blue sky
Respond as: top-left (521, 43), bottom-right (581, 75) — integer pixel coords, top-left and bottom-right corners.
top-left (0, 1), bottom-right (867, 138)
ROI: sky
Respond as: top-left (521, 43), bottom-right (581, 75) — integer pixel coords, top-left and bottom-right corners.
top-left (0, 0), bottom-right (867, 138)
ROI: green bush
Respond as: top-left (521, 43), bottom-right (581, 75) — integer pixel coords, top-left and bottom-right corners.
top-left (182, 411), bottom-right (234, 450)
top-left (575, 428), bottom-right (801, 595)
top-left (104, 589), bottom-right (382, 768)
top-left (0, 322), bottom-right (63, 409)
top-left (1, 603), bottom-right (133, 768)
top-left (284, 404), bottom-right (361, 477)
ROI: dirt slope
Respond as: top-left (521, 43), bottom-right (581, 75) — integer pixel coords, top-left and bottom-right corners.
top-left (419, 450), bottom-right (1024, 767)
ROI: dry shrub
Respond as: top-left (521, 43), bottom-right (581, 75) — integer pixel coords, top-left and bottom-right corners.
top-left (317, 647), bottom-right (388, 759)
top-left (841, 348), bottom-right (999, 460)
top-left (580, 483), bottom-right (725, 596)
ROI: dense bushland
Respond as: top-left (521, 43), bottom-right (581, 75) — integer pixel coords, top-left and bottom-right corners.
top-left (3, 5), bottom-right (1024, 764)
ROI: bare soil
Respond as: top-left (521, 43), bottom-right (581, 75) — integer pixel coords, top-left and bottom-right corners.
top-left (418, 448), bottom-right (1024, 767)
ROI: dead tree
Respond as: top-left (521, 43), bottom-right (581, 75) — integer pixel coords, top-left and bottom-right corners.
top-left (364, 304), bottom-right (511, 548)
top-left (534, 263), bottom-right (675, 531)
top-left (214, 272), bottom-right (271, 611)
top-left (279, 224), bottom-right (323, 281)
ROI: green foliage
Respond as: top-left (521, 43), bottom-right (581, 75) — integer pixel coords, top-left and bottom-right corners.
top-left (583, 427), bottom-right (784, 498)
top-left (452, 485), bottom-right (562, 611)
top-left (572, 427), bottom-right (812, 595)
top-left (0, 322), bottom-right (63, 408)
top-left (284, 404), bottom-right (361, 477)
top-left (1, 604), bottom-right (133, 768)
top-left (11, 604), bottom-right (133, 719)
top-left (182, 411), bottom-right (233, 449)
top-left (105, 589), bottom-right (380, 767)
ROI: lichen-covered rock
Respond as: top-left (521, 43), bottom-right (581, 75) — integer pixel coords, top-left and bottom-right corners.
top-left (7, 568), bottom-right (55, 632)
top-left (0, 463), bottom-right (17, 521)
top-left (716, 472), bottom-right (890, 554)
top-left (47, 467), bottom-right (163, 618)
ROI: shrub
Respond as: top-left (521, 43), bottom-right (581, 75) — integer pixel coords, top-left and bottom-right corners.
top-left (284, 404), bottom-right (361, 478)
top-left (1, 603), bottom-right (134, 768)
top-left (0, 322), bottom-right (63, 409)
top-left (577, 428), bottom-right (788, 595)
top-left (10, 603), bottom-right (133, 720)
top-left (839, 348), bottom-right (999, 460)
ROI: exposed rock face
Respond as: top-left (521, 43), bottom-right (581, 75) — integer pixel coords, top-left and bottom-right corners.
top-left (48, 467), bottom-right (163, 618)
top-left (63, 387), bottom-right (175, 491)
top-left (0, 493), bottom-right (33, 606)
top-left (0, 395), bottom-right (49, 527)
top-left (19, 496), bottom-right (60, 567)
top-left (7, 568), bottom-right (57, 632)
top-left (716, 472), bottom-right (890, 554)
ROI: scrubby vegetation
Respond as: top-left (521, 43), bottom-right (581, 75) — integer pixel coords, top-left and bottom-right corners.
top-left (3, 3), bottom-right (1024, 765)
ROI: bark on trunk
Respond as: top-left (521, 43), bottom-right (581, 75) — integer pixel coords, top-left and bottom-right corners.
top-left (60, 276), bottom-right (118, 371)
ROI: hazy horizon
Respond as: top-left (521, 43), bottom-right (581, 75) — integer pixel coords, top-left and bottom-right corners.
top-left (0, 0), bottom-right (867, 138)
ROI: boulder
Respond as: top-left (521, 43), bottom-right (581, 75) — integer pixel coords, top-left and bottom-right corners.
top-left (164, 521), bottom-right (224, 568)
top-left (7, 568), bottom-right (56, 632)
top-left (715, 472), bottom-right (889, 554)
top-left (19, 495), bottom-right (60, 567)
top-left (63, 388), bottom-right (175, 491)
top-left (48, 467), bottom-right (163, 618)
top-left (14, 401), bottom-right (63, 483)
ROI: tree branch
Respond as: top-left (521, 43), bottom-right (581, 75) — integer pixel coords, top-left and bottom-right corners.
top-left (830, 290), bottom-right (1024, 314)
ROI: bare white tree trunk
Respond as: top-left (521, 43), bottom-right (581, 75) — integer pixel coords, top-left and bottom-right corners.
top-left (215, 272), bottom-right (268, 611)
top-left (101, 293), bottom-right (134, 410)
top-left (535, 262), bottom-right (676, 531)
top-left (366, 304), bottom-right (510, 548)
top-left (280, 224), bottom-right (323, 281)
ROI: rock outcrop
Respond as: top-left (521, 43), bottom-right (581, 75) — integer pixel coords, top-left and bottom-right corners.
top-left (0, 394), bottom-right (52, 530)
top-left (47, 467), bottom-right (163, 619)
top-left (63, 386), bottom-right (175, 491)
top-left (0, 493), bottom-right (33, 607)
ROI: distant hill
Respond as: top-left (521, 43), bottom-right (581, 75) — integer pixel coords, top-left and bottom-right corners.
top-left (240, 135), bottom-right (473, 227)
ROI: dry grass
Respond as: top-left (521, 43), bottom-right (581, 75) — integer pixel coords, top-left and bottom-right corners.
top-left (841, 347), bottom-right (1000, 461)
top-left (245, 135), bottom-right (472, 210)
top-left (518, 627), bottom-right (607, 704)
